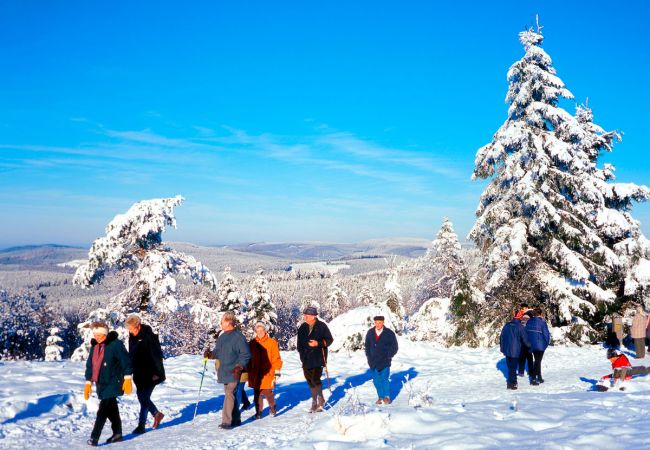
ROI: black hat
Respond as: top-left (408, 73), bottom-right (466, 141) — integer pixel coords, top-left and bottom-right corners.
top-left (373, 315), bottom-right (385, 321)
top-left (606, 348), bottom-right (621, 359)
top-left (303, 306), bottom-right (318, 316)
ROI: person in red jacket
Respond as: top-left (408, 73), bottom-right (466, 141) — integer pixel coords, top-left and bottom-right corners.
top-left (606, 349), bottom-right (650, 388)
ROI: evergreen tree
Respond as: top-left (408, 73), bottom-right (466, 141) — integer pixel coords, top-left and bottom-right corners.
top-left (243, 270), bottom-right (278, 338)
top-left (72, 196), bottom-right (217, 358)
top-left (470, 23), bottom-right (650, 343)
top-left (357, 284), bottom-right (376, 306)
top-left (417, 217), bottom-right (466, 301)
top-left (44, 327), bottom-right (64, 361)
top-left (384, 269), bottom-right (405, 334)
top-left (217, 267), bottom-right (244, 318)
top-left (324, 280), bottom-right (348, 320)
top-left (447, 272), bottom-right (482, 347)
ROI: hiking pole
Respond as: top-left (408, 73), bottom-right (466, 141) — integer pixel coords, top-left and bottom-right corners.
top-left (193, 357), bottom-right (209, 419)
top-left (321, 341), bottom-right (331, 393)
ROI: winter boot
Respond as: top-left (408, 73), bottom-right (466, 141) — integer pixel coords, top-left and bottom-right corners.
top-left (309, 387), bottom-right (318, 413)
top-left (132, 423), bottom-right (146, 434)
top-left (530, 379), bottom-right (539, 386)
top-left (375, 399), bottom-right (383, 405)
top-left (105, 433), bottom-right (123, 444)
top-left (152, 412), bottom-right (164, 429)
top-left (87, 439), bottom-right (98, 447)
top-left (506, 383), bottom-right (517, 390)
top-left (383, 397), bottom-right (392, 405)
top-left (315, 386), bottom-right (325, 412)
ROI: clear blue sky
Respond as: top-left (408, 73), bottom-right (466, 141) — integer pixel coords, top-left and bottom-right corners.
top-left (1, 0), bottom-right (649, 247)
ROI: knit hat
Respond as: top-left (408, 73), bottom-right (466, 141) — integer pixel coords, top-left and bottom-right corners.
top-left (373, 316), bottom-right (385, 321)
top-left (303, 306), bottom-right (318, 316)
top-left (606, 348), bottom-right (621, 359)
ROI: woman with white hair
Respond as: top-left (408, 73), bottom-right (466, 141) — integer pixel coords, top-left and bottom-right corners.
top-left (83, 322), bottom-right (133, 446)
top-left (247, 321), bottom-right (283, 419)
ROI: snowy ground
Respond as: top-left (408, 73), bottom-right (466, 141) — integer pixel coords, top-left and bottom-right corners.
top-left (2, 341), bottom-right (650, 449)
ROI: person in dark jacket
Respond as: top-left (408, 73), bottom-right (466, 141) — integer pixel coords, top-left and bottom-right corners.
top-left (84, 322), bottom-right (133, 446)
top-left (125, 314), bottom-right (166, 434)
top-left (525, 308), bottom-right (550, 385)
top-left (204, 311), bottom-right (251, 429)
top-left (516, 303), bottom-right (534, 377)
top-left (499, 313), bottom-right (531, 390)
top-left (364, 316), bottom-right (398, 405)
top-left (297, 306), bottom-right (333, 413)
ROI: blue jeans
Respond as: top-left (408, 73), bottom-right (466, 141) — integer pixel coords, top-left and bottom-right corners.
top-left (136, 384), bottom-right (159, 425)
top-left (371, 367), bottom-right (390, 399)
top-left (506, 357), bottom-right (519, 386)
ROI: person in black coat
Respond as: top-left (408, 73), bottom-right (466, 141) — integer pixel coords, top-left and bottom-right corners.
top-left (499, 313), bottom-right (531, 390)
top-left (297, 306), bottom-right (333, 412)
top-left (125, 315), bottom-right (166, 434)
top-left (364, 316), bottom-right (398, 405)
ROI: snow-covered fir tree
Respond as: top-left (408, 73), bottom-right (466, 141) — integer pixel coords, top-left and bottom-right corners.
top-left (217, 266), bottom-right (245, 323)
top-left (357, 284), bottom-right (376, 306)
top-left (0, 291), bottom-right (52, 360)
top-left (324, 280), bottom-right (349, 320)
top-left (470, 23), bottom-right (650, 343)
top-left (416, 218), bottom-right (466, 301)
top-left (243, 270), bottom-right (278, 338)
top-left (44, 328), bottom-right (64, 361)
top-left (447, 272), bottom-right (483, 347)
top-left (72, 196), bottom-right (218, 358)
top-left (384, 268), bottom-right (405, 334)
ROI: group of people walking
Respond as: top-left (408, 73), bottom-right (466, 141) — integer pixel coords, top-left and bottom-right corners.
top-left (82, 306), bottom-right (400, 445)
top-left (499, 303), bottom-right (550, 390)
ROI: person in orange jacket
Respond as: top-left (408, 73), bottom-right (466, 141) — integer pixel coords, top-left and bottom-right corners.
top-left (247, 322), bottom-right (283, 419)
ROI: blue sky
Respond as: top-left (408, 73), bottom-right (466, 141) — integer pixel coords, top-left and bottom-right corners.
top-left (1, 1), bottom-right (649, 247)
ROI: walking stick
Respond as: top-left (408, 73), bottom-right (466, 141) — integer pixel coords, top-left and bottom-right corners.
top-left (193, 357), bottom-right (209, 419)
top-left (321, 341), bottom-right (331, 393)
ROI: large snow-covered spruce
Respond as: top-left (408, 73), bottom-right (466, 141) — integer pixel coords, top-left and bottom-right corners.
top-left (470, 26), bottom-right (650, 343)
top-left (243, 270), bottom-right (278, 338)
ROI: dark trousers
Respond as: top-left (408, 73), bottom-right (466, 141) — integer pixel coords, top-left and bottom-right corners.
top-left (530, 350), bottom-right (545, 380)
top-left (253, 388), bottom-right (276, 414)
top-left (136, 384), bottom-right (159, 425)
top-left (91, 397), bottom-right (121, 441)
top-left (303, 367), bottom-right (324, 388)
top-left (506, 357), bottom-right (519, 386)
top-left (518, 347), bottom-right (533, 374)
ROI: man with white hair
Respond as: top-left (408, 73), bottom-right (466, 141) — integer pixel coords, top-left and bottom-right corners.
top-left (125, 314), bottom-right (166, 434)
top-left (204, 311), bottom-right (251, 429)
top-left (84, 322), bottom-right (133, 446)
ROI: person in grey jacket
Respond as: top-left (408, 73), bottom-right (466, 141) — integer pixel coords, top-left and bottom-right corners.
top-left (204, 311), bottom-right (251, 429)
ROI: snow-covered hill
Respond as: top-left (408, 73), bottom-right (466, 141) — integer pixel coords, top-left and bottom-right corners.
top-left (2, 340), bottom-right (650, 449)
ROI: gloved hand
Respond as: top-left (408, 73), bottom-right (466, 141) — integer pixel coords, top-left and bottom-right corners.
top-left (240, 371), bottom-right (248, 383)
top-left (122, 376), bottom-right (133, 395)
top-left (203, 350), bottom-right (214, 359)
top-left (232, 365), bottom-right (243, 380)
top-left (84, 381), bottom-right (92, 400)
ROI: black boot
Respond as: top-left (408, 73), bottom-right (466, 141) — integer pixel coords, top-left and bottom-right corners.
top-left (87, 439), bottom-right (98, 447)
top-left (106, 433), bottom-right (123, 444)
top-left (132, 423), bottom-right (146, 434)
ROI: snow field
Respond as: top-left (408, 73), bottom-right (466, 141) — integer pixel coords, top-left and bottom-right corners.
top-left (3, 341), bottom-right (650, 449)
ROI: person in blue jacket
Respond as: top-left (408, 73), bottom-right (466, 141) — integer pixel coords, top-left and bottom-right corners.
top-left (364, 316), bottom-right (398, 405)
top-left (500, 312), bottom-right (531, 390)
top-left (525, 308), bottom-right (551, 385)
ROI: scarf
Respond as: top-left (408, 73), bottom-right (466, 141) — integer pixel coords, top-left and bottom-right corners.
top-left (91, 343), bottom-right (105, 383)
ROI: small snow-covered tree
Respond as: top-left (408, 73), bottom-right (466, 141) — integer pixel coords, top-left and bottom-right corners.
top-left (447, 272), bottom-right (482, 347)
top-left (0, 291), bottom-right (52, 360)
top-left (324, 280), bottom-right (349, 320)
top-left (72, 196), bottom-right (217, 358)
top-left (416, 218), bottom-right (466, 302)
top-left (44, 327), bottom-right (64, 361)
top-left (470, 23), bottom-right (650, 344)
top-left (243, 270), bottom-right (278, 338)
top-left (384, 269), bottom-right (405, 334)
top-left (357, 285), bottom-right (376, 306)
top-left (218, 267), bottom-right (243, 315)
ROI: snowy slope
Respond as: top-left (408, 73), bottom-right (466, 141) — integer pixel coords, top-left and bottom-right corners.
top-left (2, 341), bottom-right (650, 449)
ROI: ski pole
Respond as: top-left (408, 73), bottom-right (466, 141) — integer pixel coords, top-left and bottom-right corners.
top-left (193, 357), bottom-right (209, 419)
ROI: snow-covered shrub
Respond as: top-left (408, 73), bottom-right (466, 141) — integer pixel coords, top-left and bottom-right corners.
top-left (329, 305), bottom-right (395, 353)
top-left (324, 280), bottom-right (349, 320)
top-left (70, 308), bottom-right (127, 361)
top-left (384, 269), bottom-right (405, 334)
top-left (402, 374), bottom-right (434, 408)
top-left (409, 297), bottom-right (451, 344)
